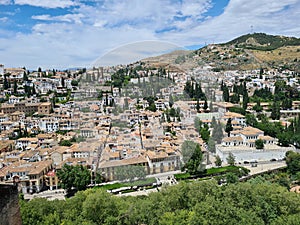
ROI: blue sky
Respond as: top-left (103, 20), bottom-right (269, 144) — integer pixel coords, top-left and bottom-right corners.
top-left (0, 0), bottom-right (299, 69)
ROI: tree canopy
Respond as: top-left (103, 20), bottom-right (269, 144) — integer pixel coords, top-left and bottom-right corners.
top-left (181, 140), bottom-right (203, 174)
top-left (56, 164), bottom-right (91, 192)
top-left (20, 180), bottom-right (300, 225)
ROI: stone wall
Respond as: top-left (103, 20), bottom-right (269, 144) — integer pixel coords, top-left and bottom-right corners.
top-left (0, 184), bottom-right (22, 225)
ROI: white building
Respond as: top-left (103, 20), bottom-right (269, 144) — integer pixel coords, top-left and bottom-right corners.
top-left (216, 126), bottom-right (295, 163)
top-left (15, 138), bottom-right (38, 149)
top-left (39, 118), bottom-right (59, 133)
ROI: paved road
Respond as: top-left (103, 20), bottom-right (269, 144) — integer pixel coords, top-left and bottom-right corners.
top-left (244, 161), bottom-right (286, 175)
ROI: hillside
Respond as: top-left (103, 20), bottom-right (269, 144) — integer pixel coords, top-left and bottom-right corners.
top-left (225, 33), bottom-right (300, 51)
top-left (141, 49), bottom-right (194, 72)
top-left (197, 33), bottom-right (300, 71)
top-left (141, 33), bottom-right (300, 72)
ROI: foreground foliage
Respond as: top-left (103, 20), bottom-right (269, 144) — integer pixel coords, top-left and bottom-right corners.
top-left (20, 180), bottom-right (300, 225)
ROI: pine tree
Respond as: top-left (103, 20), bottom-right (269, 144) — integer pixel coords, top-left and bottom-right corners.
top-left (222, 85), bottom-right (230, 102)
top-left (242, 91), bottom-right (249, 110)
top-left (3, 74), bottom-right (9, 90)
top-left (209, 101), bottom-right (213, 112)
top-left (23, 71), bottom-right (28, 82)
top-left (204, 99), bottom-right (208, 111)
top-left (61, 77), bottom-right (65, 87)
top-left (196, 99), bottom-right (200, 112)
top-left (212, 121), bottom-right (223, 144)
top-left (271, 102), bottom-right (281, 120)
top-left (32, 84), bottom-right (36, 95)
top-left (13, 79), bottom-right (17, 94)
top-left (169, 94), bottom-right (174, 108)
top-left (211, 116), bottom-right (217, 128)
top-left (225, 118), bottom-right (233, 137)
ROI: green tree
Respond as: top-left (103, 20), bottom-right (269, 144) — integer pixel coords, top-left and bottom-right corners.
top-left (212, 121), bottom-right (223, 144)
top-left (270, 101), bottom-right (281, 120)
top-left (57, 164), bottom-right (91, 192)
top-left (278, 132), bottom-right (291, 147)
top-left (255, 139), bottom-right (264, 149)
top-left (226, 172), bottom-right (239, 184)
top-left (226, 152), bottom-right (235, 166)
top-left (82, 189), bottom-right (118, 224)
top-left (61, 77), bottom-right (65, 87)
top-left (23, 71), bottom-right (28, 81)
top-left (246, 114), bottom-right (258, 127)
top-left (184, 144), bottom-right (203, 174)
top-left (230, 93), bottom-right (240, 104)
top-left (211, 116), bottom-right (217, 128)
top-left (242, 90), bottom-right (249, 110)
top-left (225, 118), bottom-right (233, 137)
top-left (3, 74), bottom-right (9, 89)
top-left (200, 124), bottom-right (210, 143)
top-left (281, 97), bottom-right (292, 109)
top-left (207, 137), bottom-right (216, 153)
top-left (209, 100), bottom-right (213, 112)
top-left (114, 165), bottom-right (146, 182)
top-left (222, 85), bottom-right (230, 102)
top-left (169, 94), bottom-right (174, 108)
top-left (286, 151), bottom-right (300, 175)
top-left (71, 80), bottom-right (78, 86)
top-left (13, 79), bottom-right (18, 94)
top-left (215, 155), bottom-right (222, 167)
top-left (194, 117), bottom-right (202, 133)
top-left (181, 140), bottom-right (198, 165)
top-left (147, 102), bottom-right (157, 112)
top-left (203, 99), bottom-right (208, 110)
top-left (32, 84), bottom-right (36, 95)
top-left (196, 98), bottom-right (200, 112)
top-left (253, 100), bottom-right (263, 112)
top-left (59, 140), bottom-right (72, 146)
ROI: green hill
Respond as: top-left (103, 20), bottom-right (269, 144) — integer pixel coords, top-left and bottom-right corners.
top-left (194, 33), bottom-right (300, 71)
top-left (224, 33), bottom-right (300, 51)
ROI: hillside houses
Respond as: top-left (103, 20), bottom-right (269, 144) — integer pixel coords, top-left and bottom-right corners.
top-left (0, 61), bottom-right (299, 195)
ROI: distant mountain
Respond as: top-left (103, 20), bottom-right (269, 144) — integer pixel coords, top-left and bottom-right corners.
top-left (140, 33), bottom-right (300, 72)
top-left (224, 33), bottom-right (300, 51)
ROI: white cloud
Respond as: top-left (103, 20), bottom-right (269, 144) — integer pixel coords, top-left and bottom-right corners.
top-left (160, 0), bottom-right (300, 45)
top-left (74, 0), bottom-right (212, 30)
top-left (0, 0), bottom-right (10, 4)
top-left (32, 14), bottom-right (84, 24)
top-left (180, 0), bottom-right (212, 17)
top-left (0, 0), bottom-right (299, 69)
top-left (14, 0), bottom-right (76, 8)
top-left (0, 17), bottom-right (8, 22)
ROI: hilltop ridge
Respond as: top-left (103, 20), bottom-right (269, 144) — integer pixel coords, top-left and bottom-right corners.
top-left (224, 33), bottom-right (300, 51)
top-left (141, 33), bottom-right (300, 72)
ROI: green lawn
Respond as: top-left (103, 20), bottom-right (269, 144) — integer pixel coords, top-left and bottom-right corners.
top-left (96, 177), bottom-right (156, 191)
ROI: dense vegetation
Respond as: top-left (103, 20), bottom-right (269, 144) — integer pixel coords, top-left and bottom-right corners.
top-left (20, 179), bottom-right (300, 225)
top-left (20, 152), bottom-right (300, 225)
top-left (246, 113), bottom-right (300, 148)
top-left (226, 33), bottom-right (300, 51)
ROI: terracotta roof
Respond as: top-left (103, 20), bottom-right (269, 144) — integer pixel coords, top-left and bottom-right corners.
top-left (222, 136), bottom-right (243, 142)
top-left (0, 160), bottom-right (52, 177)
top-left (99, 155), bottom-right (147, 168)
